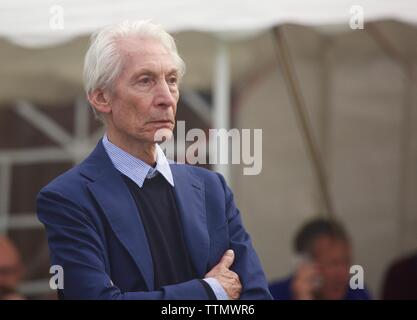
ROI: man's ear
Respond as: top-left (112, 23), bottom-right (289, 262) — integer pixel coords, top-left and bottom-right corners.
top-left (87, 89), bottom-right (112, 115)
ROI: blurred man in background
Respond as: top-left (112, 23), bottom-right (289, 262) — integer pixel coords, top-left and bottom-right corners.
top-left (269, 218), bottom-right (371, 300)
top-left (0, 235), bottom-right (25, 300)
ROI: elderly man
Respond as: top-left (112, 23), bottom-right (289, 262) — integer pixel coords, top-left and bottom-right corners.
top-left (37, 21), bottom-right (271, 300)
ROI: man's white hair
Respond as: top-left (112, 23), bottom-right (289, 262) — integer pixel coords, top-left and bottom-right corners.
top-left (83, 20), bottom-right (185, 99)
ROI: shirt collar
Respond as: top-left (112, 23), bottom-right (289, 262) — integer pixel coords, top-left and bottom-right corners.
top-left (102, 133), bottom-right (174, 188)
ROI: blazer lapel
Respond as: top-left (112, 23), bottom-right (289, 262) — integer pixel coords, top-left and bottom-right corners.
top-left (81, 142), bottom-right (155, 290)
top-left (170, 164), bottom-right (210, 277)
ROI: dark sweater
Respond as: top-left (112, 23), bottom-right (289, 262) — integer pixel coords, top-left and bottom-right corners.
top-left (122, 173), bottom-right (215, 299)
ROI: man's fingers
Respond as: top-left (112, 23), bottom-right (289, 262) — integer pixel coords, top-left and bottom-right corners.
top-left (223, 270), bottom-right (240, 281)
top-left (297, 264), bottom-right (320, 281)
top-left (205, 249), bottom-right (241, 300)
top-left (219, 249), bottom-right (235, 269)
top-left (220, 277), bottom-right (242, 300)
top-left (216, 271), bottom-right (240, 283)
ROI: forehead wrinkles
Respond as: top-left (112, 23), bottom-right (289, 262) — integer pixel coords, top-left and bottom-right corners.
top-left (117, 37), bottom-right (176, 72)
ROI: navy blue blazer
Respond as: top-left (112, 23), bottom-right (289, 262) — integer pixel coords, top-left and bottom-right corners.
top-left (37, 141), bottom-right (272, 300)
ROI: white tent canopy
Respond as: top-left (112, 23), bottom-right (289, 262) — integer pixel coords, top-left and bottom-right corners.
top-left (1, 0), bottom-right (416, 108)
top-left (1, 0), bottom-right (417, 47)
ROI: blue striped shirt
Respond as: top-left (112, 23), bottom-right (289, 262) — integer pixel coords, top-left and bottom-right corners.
top-left (102, 134), bottom-right (173, 188)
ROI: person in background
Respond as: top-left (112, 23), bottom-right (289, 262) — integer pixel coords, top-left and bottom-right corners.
top-left (0, 235), bottom-right (25, 300)
top-left (269, 218), bottom-right (371, 300)
top-left (381, 251), bottom-right (417, 299)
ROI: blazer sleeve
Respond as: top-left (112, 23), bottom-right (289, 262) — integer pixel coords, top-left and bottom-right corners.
top-left (37, 189), bottom-right (212, 300)
top-left (216, 173), bottom-right (273, 300)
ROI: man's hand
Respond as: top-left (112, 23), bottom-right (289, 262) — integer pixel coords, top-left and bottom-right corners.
top-left (205, 249), bottom-right (242, 300)
top-left (291, 261), bottom-right (322, 300)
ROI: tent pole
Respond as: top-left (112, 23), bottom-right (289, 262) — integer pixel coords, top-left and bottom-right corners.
top-left (319, 38), bottom-right (332, 168)
top-left (212, 40), bottom-right (231, 185)
top-left (272, 26), bottom-right (335, 218)
top-left (0, 162), bottom-right (11, 234)
top-left (318, 37), bottom-right (332, 215)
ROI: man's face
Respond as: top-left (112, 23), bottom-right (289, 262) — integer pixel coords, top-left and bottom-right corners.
top-left (105, 37), bottom-right (180, 144)
top-left (0, 240), bottom-right (23, 295)
top-left (312, 235), bottom-right (352, 300)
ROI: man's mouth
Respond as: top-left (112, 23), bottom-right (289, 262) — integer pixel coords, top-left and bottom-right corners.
top-left (148, 120), bottom-right (174, 128)
top-left (153, 120), bottom-right (172, 123)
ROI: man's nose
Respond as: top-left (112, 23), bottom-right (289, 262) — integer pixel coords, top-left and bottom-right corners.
top-left (154, 80), bottom-right (176, 108)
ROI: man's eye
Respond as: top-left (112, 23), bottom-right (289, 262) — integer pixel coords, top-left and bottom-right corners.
top-left (167, 76), bottom-right (178, 85)
top-left (138, 77), bottom-right (152, 85)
